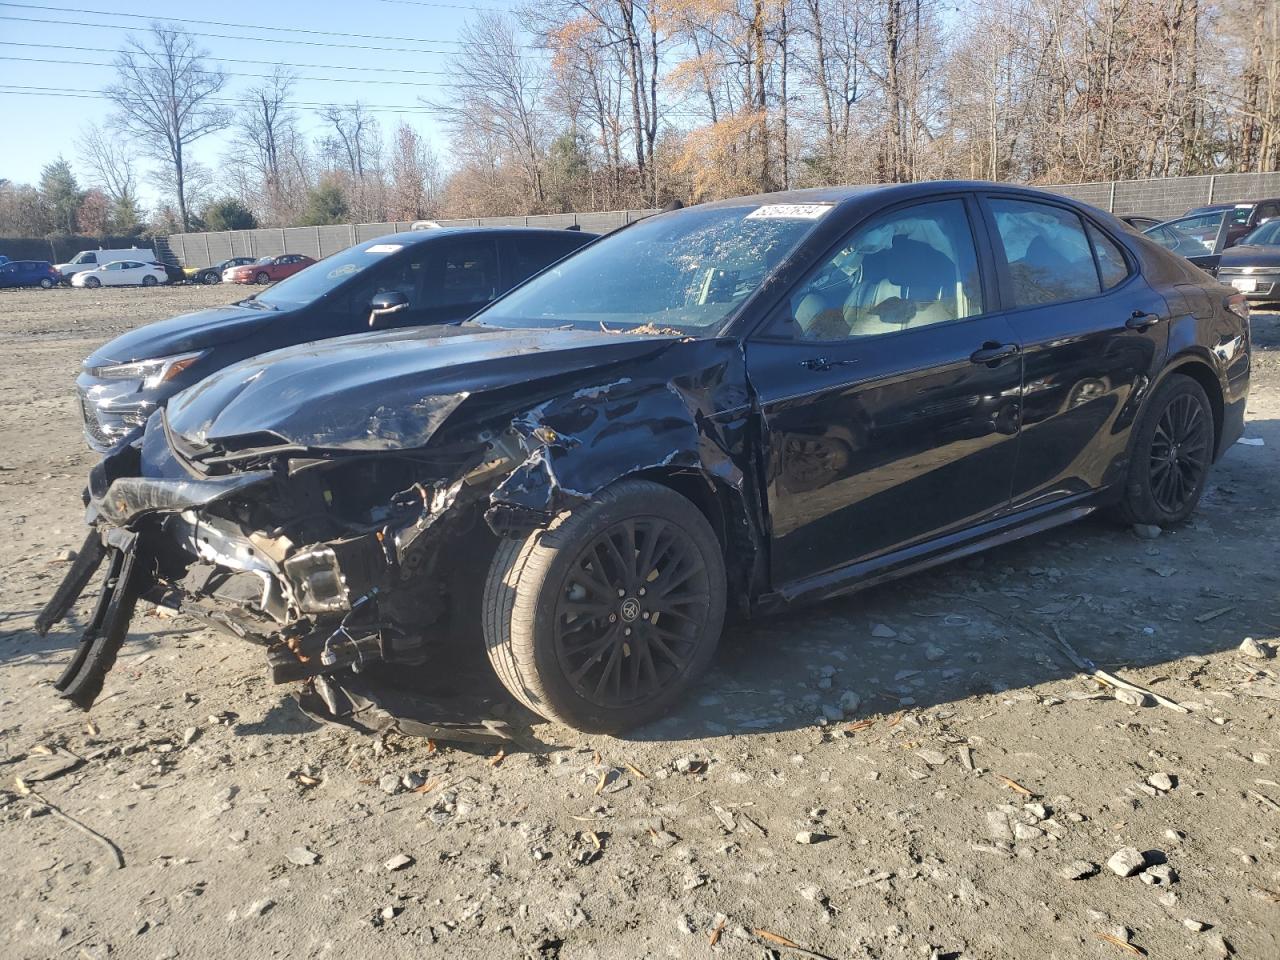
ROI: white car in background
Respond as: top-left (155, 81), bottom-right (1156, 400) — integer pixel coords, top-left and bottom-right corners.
top-left (70, 260), bottom-right (169, 288)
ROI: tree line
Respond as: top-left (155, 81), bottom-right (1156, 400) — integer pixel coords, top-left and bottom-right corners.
top-left (0, 0), bottom-right (1276, 240)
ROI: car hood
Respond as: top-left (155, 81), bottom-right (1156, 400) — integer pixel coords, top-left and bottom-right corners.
top-left (165, 324), bottom-right (682, 452)
top-left (85, 303), bottom-right (283, 366)
top-left (1218, 244), bottom-right (1280, 270)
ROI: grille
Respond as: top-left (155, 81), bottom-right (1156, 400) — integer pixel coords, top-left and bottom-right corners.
top-left (79, 393), bottom-right (114, 447)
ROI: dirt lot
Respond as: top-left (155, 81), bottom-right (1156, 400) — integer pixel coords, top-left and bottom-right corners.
top-left (0, 284), bottom-right (1277, 960)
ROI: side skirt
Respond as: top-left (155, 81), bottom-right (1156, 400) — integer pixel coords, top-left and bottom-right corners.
top-left (761, 490), bottom-right (1107, 612)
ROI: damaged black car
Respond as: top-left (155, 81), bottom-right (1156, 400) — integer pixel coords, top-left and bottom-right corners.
top-left (40, 182), bottom-right (1251, 732)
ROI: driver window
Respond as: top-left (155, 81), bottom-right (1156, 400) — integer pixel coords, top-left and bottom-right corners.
top-left (81, 253), bottom-right (96, 264)
top-left (351, 255), bottom-right (426, 317)
top-left (785, 199), bottom-right (984, 341)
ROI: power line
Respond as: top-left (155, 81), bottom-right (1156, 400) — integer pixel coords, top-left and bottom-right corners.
top-left (0, 14), bottom-right (548, 58)
top-left (0, 40), bottom-right (458, 76)
top-left (0, 2), bottom-right (538, 48)
top-left (0, 55), bottom-right (456, 87)
top-left (0, 84), bottom-right (440, 114)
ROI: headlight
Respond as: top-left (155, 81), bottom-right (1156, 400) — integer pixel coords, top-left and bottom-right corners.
top-left (98, 351), bottom-right (207, 388)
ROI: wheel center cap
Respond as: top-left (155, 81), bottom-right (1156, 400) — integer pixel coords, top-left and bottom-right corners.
top-left (619, 597), bottom-right (641, 623)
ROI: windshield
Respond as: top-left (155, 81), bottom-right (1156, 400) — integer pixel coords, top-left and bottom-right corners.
top-left (1241, 220), bottom-right (1280, 246)
top-left (471, 204), bottom-right (832, 334)
top-left (254, 240), bottom-right (404, 309)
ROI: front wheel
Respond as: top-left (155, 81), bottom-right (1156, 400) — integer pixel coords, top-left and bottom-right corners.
top-left (83, 276), bottom-right (100, 288)
top-left (483, 479), bottom-right (726, 732)
top-left (202, 271), bottom-right (219, 285)
top-left (255, 271), bottom-right (270, 284)
top-left (1118, 374), bottom-right (1215, 526)
top-left (38, 277), bottom-right (53, 289)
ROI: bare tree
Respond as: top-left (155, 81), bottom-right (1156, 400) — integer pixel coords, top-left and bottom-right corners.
top-left (104, 23), bottom-right (230, 231)
top-left (389, 123), bottom-right (443, 220)
top-left (76, 123), bottom-right (139, 210)
top-left (428, 13), bottom-right (549, 208)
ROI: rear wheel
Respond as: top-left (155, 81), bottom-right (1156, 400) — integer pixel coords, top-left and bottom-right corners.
top-left (483, 479), bottom-right (726, 732)
top-left (255, 271), bottom-right (270, 284)
top-left (1118, 374), bottom-right (1214, 526)
top-left (141, 274), bottom-right (158, 287)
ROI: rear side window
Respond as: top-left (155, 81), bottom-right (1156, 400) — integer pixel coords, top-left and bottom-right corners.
top-left (990, 199), bottom-right (1100, 307)
top-left (507, 235), bottom-right (584, 284)
top-left (1086, 223), bottom-right (1129, 289)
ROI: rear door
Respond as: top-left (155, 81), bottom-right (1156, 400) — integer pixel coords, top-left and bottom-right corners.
top-left (978, 194), bottom-right (1171, 509)
top-left (420, 236), bottom-right (502, 323)
top-left (745, 195), bottom-right (1024, 587)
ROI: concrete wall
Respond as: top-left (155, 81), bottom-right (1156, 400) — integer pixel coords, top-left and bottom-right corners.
top-left (163, 171), bottom-right (1280, 266)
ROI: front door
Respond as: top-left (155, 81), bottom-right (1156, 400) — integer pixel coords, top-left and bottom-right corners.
top-left (979, 195), bottom-right (1171, 508)
top-left (746, 196), bottom-right (1023, 588)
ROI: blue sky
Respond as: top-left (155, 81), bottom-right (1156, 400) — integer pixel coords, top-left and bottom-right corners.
top-left (0, 0), bottom-right (521, 204)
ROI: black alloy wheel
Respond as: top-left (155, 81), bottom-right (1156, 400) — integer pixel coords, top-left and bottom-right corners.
top-left (1118, 374), bottom-right (1215, 526)
top-left (552, 517), bottom-right (711, 709)
top-left (202, 271), bottom-right (219, 284)
top-left (1148, 392), bottom-right (1210, 514)
top-left (483, 478), bottom-right (726, 732)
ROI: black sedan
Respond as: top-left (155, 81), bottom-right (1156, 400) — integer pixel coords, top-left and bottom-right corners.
top-left (76, 227), bottom-right (596, 450)
top-left (40, 182), bottom-right (1251, 733)
top-left (188, 257), bottom-right (256, 285)
top-left (1215, 219), bottom-right (1280, 303)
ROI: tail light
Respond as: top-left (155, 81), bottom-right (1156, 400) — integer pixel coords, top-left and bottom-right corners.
top-left (1225, 292), bottom-right (1249, 322)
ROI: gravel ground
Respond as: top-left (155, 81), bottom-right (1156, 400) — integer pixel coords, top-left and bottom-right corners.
top-left (0, 284), bottom-right (1278, 960)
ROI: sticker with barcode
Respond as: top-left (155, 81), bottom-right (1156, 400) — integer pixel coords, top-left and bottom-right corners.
top-left (745, 204), bottom-right (834, 220)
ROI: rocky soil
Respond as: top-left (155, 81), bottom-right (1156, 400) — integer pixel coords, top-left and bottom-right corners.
top-left (0, 284), bottom-right (1277, 960)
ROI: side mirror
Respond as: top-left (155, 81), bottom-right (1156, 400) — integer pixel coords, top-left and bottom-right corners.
top-left (368, 290), bottom-right (408, 327)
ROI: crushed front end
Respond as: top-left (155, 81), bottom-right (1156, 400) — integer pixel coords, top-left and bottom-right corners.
top-left (38, 410), bottom-right (515, 710)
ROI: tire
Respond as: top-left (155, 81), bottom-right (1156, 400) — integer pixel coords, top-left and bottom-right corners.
top-left (38, 277), bottom-right (53, 289)
top-left (255, 271), bottom-right (270, 284)
top-left (83, 276), bottom-right (100, 288)
top-left (141, 274), bottom-right (158, 287)
top-left (483, 479), bottom-right (726, 732)
top-left (1117, 374), bottom-right (1215, 527)
top-left (202, 271), bottom-right (220, 285)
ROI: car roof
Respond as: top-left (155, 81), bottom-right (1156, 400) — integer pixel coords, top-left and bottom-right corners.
top-left (362, 226), bottom-right (600, 245)
top-left (689, 180), bottom-right (1109, 213)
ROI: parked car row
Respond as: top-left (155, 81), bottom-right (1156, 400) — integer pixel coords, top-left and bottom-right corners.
top-left (0, 247), bottom-right (324, 290)
top-left (1139, 197), bottom-right (1280, 303)
top-left (38, 184), bottom-right (1252, 733)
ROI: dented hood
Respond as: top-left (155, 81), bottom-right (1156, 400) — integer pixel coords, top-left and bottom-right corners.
top-left (165, 323), bottom-right (680, 451)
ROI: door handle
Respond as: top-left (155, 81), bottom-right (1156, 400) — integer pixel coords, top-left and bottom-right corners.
top-left (1126, 310), bottom-right (1163, 330)
top-left (969, 342), bottom-right (1019, 366)
top-left (799, 357), bottom-right (858, 372)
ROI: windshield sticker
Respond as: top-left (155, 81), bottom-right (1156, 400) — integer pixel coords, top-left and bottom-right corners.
top-left (745, 203), bottom-right (834, 220)
top-left (326, 263), bottom-right (360, 280)
top-left (365, 243), bottom-right (404, 254)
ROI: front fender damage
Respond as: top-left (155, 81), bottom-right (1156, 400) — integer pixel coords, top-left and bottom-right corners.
top-left (37, 337), bottom-right (766, 736)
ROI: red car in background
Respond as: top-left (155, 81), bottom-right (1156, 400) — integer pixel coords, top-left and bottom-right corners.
top-left (225, 254), bottom-right (316, 285)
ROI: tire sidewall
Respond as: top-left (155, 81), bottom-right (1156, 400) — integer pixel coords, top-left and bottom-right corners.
top-left (509, 483), bottom-right (726, 732)
top-left (1125, 374), bottom-right (1215, 525)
